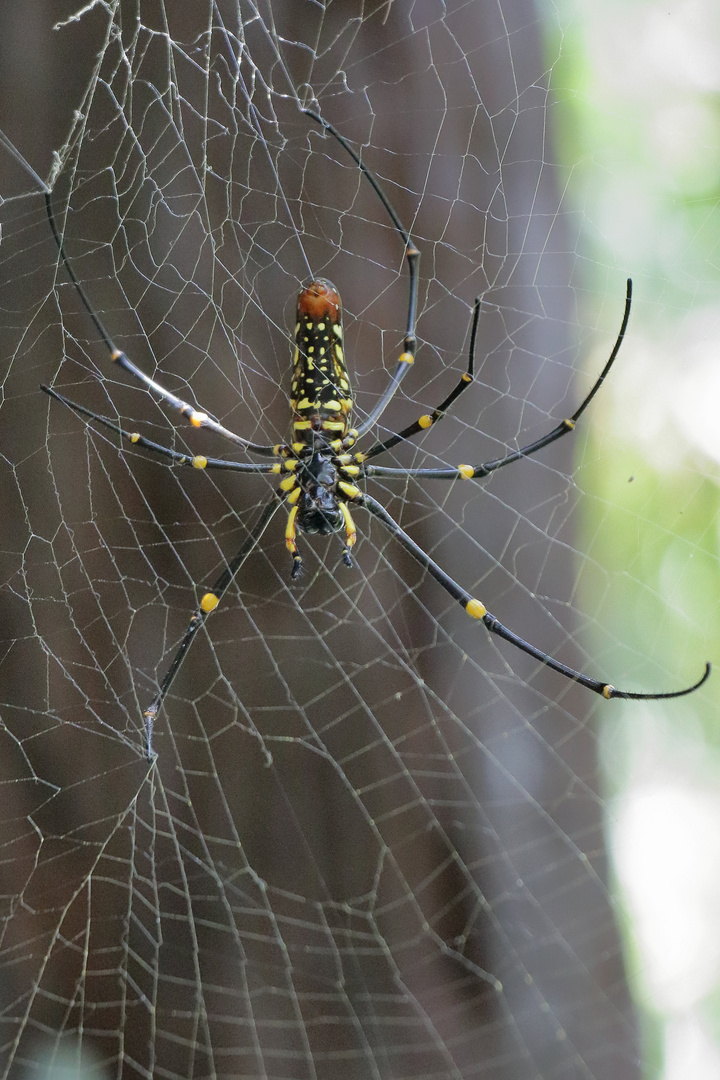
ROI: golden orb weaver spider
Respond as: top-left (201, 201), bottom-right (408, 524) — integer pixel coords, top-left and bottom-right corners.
top-left (29, 111), bottom-right (709, 758)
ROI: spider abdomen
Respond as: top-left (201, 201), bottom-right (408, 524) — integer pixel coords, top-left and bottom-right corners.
top-left (290, 279), bottom-right (353, 447)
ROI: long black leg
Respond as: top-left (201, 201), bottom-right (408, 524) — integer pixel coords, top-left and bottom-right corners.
top-left (347, 488), bottom-right (710, 701)
top-left (365, 280), bottom-right (633, 481)
top-left (43, 191), bottom-right (279, 457)
top-left (0, 129), bottom-right (279, 456)
top-left (360, 298), bottom-right (481, 462)
top-left (42, 386), bottom-right (287, 475)
top-left (304, 110), bottom-right (419, 439)
top-left (142, 492), bottom-right (285, 759)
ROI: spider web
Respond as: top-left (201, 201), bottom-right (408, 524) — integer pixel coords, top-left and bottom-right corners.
top-left (0, 2), bottom-right (717, 1078)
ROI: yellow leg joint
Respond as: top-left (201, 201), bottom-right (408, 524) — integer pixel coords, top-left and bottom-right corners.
top-left (465, 598), bottom-right (487, 620)
top-left (339, 501), bottom-right (357, 568)
top-left (602, 684), bottom-right (615, 699)
top-left (458, 464), bottom-right (475, 479)
top-left (399, 351), bottom-right (414, 365)
top-left (201, 592), bottom-right (219, 613)
top-left (192, 456), bottom-right (208, 469)
top-left (285, 503), bottom-right (300, 553)
top-left (418, 414), bottom-right (433, 429)
top-left (190, 411), bottom-right (209, 427)
top-left (339, 502), bottom-right (357, 550)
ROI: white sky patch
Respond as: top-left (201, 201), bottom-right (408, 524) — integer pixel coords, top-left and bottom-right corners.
top-left (613, 782), bottom-right (720, 1012)
top-left (591, 302), bottom-right (720, 472)
top-left (662, 1014), bottom-right (720, 1080)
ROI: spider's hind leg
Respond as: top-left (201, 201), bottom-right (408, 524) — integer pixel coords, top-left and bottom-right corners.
top-left (360, 296), bottom-right (481, 463)
top-left (353, 489), bottom-right (710, 704)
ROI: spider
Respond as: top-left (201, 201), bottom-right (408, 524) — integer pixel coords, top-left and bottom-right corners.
top-left (32, 111), bottom-right (708, 758)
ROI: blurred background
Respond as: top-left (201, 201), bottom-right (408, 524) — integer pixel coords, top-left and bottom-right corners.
top-left (0, 1), bottom-right (717, 1078)
top-left (552, 2), bottom-right (720, 1071)
top-left (553, 2), bottom-right (720, 1076)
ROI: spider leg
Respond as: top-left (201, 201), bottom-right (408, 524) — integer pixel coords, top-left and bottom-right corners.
top-left (42, 386), bottom-right (287, 474)
top-left (44, 191), bottom-right (279, 457)
top-left (361, 298), bottom-right (481, 462)
top-left (303, 110), bottom-right (419, 440)
top-left (338, 500), bottom-right (358, 566)
top-left (365, 281), bottom-right (633, 482)
top-left (348, 488), bottom-right (710, 701)
top-left (142, 491), bottom-right (285, 759)
top-left (284, 498), bottom-right (303, 579)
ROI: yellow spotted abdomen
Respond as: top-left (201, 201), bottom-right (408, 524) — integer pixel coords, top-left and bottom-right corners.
top-left (290, 278), bottom-right (353, 444)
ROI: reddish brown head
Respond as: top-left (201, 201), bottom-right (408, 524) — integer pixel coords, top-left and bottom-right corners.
top-left (297, 278), bottom-right (341, 322)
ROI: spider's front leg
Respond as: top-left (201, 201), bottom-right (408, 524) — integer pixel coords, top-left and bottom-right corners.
top-left (41, 385), bottom-right (294, 476)
top-left (365, 280), bottom-right (634, 483)
top-left (304, 110), bottom-right (420, 439)
top-left (42, 190), bottom-right (280, 458)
